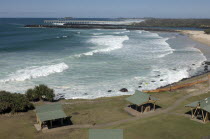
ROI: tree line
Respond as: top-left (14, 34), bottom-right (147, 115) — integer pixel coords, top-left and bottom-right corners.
top-left (133, 18), bottom-right (210, 28)
top-left (0, 84), bottom-right (55, 114)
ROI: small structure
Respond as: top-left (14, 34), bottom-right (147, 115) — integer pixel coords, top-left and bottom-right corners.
top-left (35, 103), bottom-right (71, 130)
top-left (185, 97), bottom-right (210, 123)
top-left (89, 129), bottom-right (123, 139)
top-left (125, 90), bottom-right (158, 116)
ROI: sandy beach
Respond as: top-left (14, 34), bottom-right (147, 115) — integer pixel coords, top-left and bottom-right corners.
top-left (180, 30), bottom-right (210, 47)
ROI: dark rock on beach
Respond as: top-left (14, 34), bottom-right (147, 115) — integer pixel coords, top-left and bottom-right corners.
top-left (119, 88), bottom-right (128, 92)
top-left (205, 61), bottom-right (210, 65)
top-left (108, 90), bottom-right (112, 92)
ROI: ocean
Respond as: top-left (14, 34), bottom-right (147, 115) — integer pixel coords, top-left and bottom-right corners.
top-left (0, 18), bottom-right (208, 99)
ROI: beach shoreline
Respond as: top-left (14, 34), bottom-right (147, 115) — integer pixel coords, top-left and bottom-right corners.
top-left (179, 30), bottom-right (210, 47)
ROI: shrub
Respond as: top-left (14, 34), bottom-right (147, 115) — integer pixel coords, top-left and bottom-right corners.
top-left (26, 88), bottom-right (39, 101)
top-left (11, 93), bottom-right (34, 113)
top-left (26, 84), bottom-right (55, 102)
top-left (0, 91), bottom-right (13, 113)
top-left (0, 91), bottom-right (34, 114)
top-left (204, 29), bottom-right (210, 34)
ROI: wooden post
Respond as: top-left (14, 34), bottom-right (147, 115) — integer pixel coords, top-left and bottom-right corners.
top-left (205, 112), bottom-right (209, 123)
top-left (192, 108), bottom-right (198, 118)
top-left (202, 110), bottom-right (205, 123)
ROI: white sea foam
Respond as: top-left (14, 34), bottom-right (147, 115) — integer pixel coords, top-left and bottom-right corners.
top-left (147, 32), bottom-right (162, 38)
top-left (92, 33), bottom-right (103, 35)
top-left (56, 36), bottom-right (68, 39)
top-left (113, 32), bottom-right (121, 34)
top-left (136, 30), bottom-right (143, 34)
top-left (0, 63), bottom-right (69, 83)
top-left (137, 68), bottom-right (190, 91)
top-left (140, 31), bottom-right (174, 58)
top-left (76, 35), bottom-right (129, 57)
top-left (113, 30), bottom-right (130, 34)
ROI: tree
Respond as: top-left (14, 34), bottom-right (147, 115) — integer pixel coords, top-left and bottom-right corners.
top-left (26, 84), bottom-right (55, 102)
top-left (26, 88), bottom-right (39, 101)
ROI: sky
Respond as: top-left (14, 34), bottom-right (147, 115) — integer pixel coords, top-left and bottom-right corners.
top-left (0, 0), bottom-right (210, 18)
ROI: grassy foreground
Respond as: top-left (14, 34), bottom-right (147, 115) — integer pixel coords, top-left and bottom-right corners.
top-left (0, 79), bottom-right (210, 139)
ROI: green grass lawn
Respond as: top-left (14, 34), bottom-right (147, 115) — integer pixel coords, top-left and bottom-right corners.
top-left (63, 96), bottom-right (132, 125)
top-left (0, 111), bottom-right (37, 139)
top-left (0, 83), bottom-right (210, 139)
top-left (107, 114), bottom-right (210, 139)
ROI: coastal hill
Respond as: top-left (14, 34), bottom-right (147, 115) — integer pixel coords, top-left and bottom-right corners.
top-left (133, 18), bottom-right (210, 28)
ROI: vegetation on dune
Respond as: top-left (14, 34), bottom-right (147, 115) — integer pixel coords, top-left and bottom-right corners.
top-left (204, 29), bottom-right (210, 34)
top-left (134, 18), bottom-right (210, 28)
top-left (26, 84), bottom-right (55, 102)
top-left (0, 91), bottom-right (34, 114)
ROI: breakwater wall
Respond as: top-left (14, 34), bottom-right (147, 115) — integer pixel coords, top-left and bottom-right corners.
top-left (24, 24), bottom-right (178, 32)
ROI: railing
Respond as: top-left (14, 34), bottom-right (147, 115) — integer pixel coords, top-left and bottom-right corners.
top-left (44, 20), bottom-right (121, 25)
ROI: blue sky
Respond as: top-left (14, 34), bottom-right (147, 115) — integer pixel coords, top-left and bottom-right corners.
top-left (0, 0), bottom-right (210, 18)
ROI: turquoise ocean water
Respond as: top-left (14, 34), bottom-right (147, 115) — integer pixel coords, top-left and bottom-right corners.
top-left (0, 18), bottom-right (208, 99)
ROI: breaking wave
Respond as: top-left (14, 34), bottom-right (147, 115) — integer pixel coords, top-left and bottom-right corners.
top-left (137, 31), bottom-right (175, 58)
top-left (76, 35), bottom-right (129, 57)
top-left (1, 63), bottom-right (69, 83)
top-left (92, 33), bottom-right (103, 35)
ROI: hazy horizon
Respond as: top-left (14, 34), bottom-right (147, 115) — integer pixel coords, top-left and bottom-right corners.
top-left (1, 0), bottom-right (210, 18)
